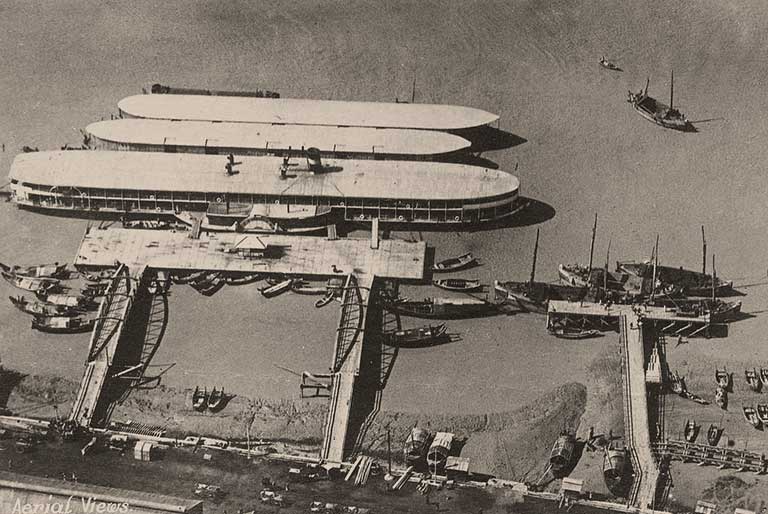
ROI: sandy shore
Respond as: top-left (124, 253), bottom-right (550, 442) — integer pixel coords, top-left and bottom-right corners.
top-left (3, 0), bottom-right (768, 509)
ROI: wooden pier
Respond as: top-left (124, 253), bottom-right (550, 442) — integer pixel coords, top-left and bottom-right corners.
top-left (548, 300), bottom-right (725, 338)
top-left (652, 440), bottom-right (768, 474)
top-left (75, 226), bottom-right (426, 281)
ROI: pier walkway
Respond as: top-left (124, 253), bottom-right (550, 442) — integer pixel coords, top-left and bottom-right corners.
top-left (548, 300), bottom-right (724, 338)
top-left (620, 313), bottom-right (661, 511)
top-left (69, 265), bottom-right (136, 427)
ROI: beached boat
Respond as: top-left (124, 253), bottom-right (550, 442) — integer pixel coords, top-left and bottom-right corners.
top-left (550, 433), bottom-right (576, 478)
top-left (627, 73), bottom-right (694, 132)
top-left (707, 424), bottom-right (723, 447)
top-left (683, 420), bottom-right (700, 443)
top-left (548, 327), bottom-right (603, 340)
top-left (745, 369), bottom-right (761, 392)
top-left (617, 260), bottom-right (732, 297)
top-left (714, 387), bottom-right (727, 410)
top-left (191, 387), bottom-right (208, 412)
top-left (757, 404), bottom-right (768, 425)
top-left (715, 367), bottom-right (731, 390)
top-left (9, 296), bottom-right (81, 317)
top-left (31, 315), bottom-right (94, 334)
top-left (224, 272), bottom-right (262, 286)
top-left (386, 297), bottom-right (494, 319)
top-left (207, 387), bottom-right (225, 412)
top-left (404, 427), bottom-right (432, 468)
top-left (260, 279), bottom-right (293, 298)
top-left (760, 368), bottom-right (768, 387)
top-left (291, 280), bottom-right (329, 295)
top-left (2, 271), bottom-right (60, 294)
top-left (384, 323), bottom-right (447, 347)
top-left (432, 278), bottom-right (481, 292)
top-left (602, 440), bottom-right (628, 497)
top-left (599, 57), bottom-right (621, 72)
top-left (431, 253), bottom-right (476, 273)
top-left (0, 262), bottom-right (67, 279)
top-left (315, 292), bottom-right (335, 309)
top-left (743, 405), bottom-right (761, 428)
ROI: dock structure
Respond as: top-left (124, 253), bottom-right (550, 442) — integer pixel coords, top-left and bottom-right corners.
top-left (74, 227), bottom-right (426, 280)
top-left (619, 313), bottom-right (662, 511)
top-left (652, 440), bottom-right (768, 474)
top-left (117, 94), bottom-right (499, 131)
top-left (85, 119), bottom-right (473, 161)
top-left (548, 300), bottom-right (724, 338)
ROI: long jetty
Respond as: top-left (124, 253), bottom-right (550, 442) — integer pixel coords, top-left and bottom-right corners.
top-left (619, 313), bottom-right (662, 511)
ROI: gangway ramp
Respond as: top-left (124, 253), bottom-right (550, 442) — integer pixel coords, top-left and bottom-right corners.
top-left (619, 313), bottom-right (661, 511)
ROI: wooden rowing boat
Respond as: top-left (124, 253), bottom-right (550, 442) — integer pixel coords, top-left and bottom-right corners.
top-left (760, 368), bottom-right (768, 387)
top-left (548, 327), bottom-right (603, 340)
top-left (191, 387), bottom-right (208, 412)
top-left (260, 279), bottom-right (293, 298)
top-left (683, 419), bottom-right (699, 443)
top-left (208, 387), bottom-right (225, 412)
top-left (0, 262), bottom-right (68, 279)
top-left (386, 297), bottom-right (494, 319)
top-left (9, 296), bottom-right (80, 317)
top-left (706, 424), bottom-right (722, 447)
top-left (31, 315), bottom-right (95, 334)
top-left (432, 278), bottom-right (481, 292)
top-left (715, 367), bottom-right (731, 390)
top-left (37, 292), bottom-right (97, 310)
top-left (431, 252), bottom-right (476, 273)
top-left (743, 405), bottom-right (761, 428)
top-left (745, 369), bottom-right (762, 392)
top-left (2, 270), bottom-right (60, 294)
top-left (224, 272), bottom-right (262, 286)
top-left (757, 404), bottom-right (768, 425)
top-left (714, 387), bottom-right (727, 410)
top-left (315, 292), bottom-right (335, 308)
top-left (599, 57), bottom-right (621, 72)
top-left (384, 323), bottom-right (448, 347)
top-left (291, 280), bottom-right (328, 295)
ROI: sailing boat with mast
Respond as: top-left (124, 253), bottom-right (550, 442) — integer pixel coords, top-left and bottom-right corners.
top-left (627, 71), bottom-right (695, 132)
top-left (495, 229), bottom-right (587, 313)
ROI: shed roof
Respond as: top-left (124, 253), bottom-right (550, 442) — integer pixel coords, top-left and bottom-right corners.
top-left (87, 120), bottom-right (471, 156)
top-left (10, 151), bottom-right (519, 202)
top-left (117, 95), bottom-right (499, 130)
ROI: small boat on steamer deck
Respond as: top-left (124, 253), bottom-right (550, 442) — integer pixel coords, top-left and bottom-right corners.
top-left (31, 315), bottom-right (95, 334)
top-left (0, 262), bottom-right (68, 279)
top-left (432, 278), bottom-right (481, 292)
top-left (9, 296), bottom-right (81, 317)
top-left (431, 252), bottom-right (476, 273)
top-left (384, 323), bottom-right (448, 347)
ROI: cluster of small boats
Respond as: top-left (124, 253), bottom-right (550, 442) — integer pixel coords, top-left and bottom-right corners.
top-left (190, 386), bottom-right (227, 412)
top-left (683, 420), bottom-right (723, 447)
top-left (2, 261), bottom-right (106, 334)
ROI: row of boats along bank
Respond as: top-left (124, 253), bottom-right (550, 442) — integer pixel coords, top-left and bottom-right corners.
top-left (7, 84), bottom-right (523, 231)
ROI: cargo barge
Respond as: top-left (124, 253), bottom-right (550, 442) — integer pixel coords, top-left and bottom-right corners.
top-left (8, 151), bottom-right (521, 225)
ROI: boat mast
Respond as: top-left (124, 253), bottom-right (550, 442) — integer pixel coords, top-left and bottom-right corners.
top-left (670, 70), bottom-right (674, 110)
top-left (604, 240), bottom-right (611, 297)
top-left (645, 76), bottom-right (650, 96)
top-left (712, 254), bottom-right (716, 301)
top-left (587, 213), bottom-right (598, 287)
top-left (651, 235), bottom-right (659, 301)
top-left (530, 228), bottom-right (540, 287)
top-left (701, 225), bottom-right (707, 275)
